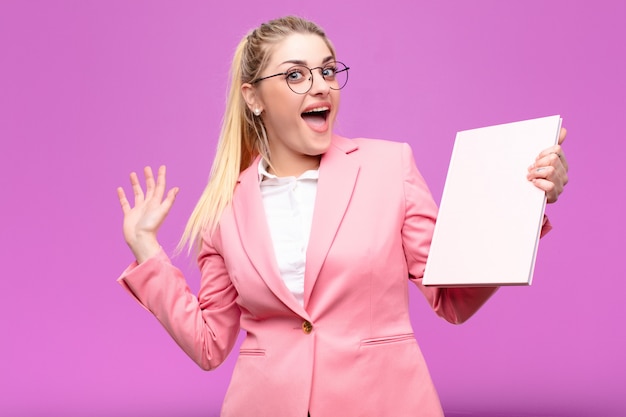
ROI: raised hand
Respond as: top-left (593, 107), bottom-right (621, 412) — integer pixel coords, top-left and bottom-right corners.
top-left (117, 165), bottom-right (179, 263)
top-left (527, 127), bottom-right (569, 203)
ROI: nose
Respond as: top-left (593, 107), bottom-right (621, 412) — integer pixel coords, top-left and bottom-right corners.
top-left (308, 69), bottom-right (331, 95)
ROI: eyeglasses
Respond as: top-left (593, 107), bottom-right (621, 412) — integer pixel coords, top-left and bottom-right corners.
top-left (252, 61), bottom-right (349, 94)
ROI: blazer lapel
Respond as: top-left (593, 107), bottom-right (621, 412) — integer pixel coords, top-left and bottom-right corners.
top-left (232, 158), bottom-right (308, 318)
top-left (304, 135), bottom-right (360, 306)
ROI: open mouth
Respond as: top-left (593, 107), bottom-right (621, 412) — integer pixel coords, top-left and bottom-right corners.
top-left (301, 106), bottom-right (330, 130)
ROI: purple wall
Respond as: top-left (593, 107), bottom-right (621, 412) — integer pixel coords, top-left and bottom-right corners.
top-left (1, 1), bottom-right (624, 416)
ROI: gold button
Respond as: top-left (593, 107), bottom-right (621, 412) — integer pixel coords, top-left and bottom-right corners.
top-left (302, 320), bottom-right (313, 334)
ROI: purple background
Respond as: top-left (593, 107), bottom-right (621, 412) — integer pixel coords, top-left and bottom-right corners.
top-left (1, 1), bottom-right (624, 416)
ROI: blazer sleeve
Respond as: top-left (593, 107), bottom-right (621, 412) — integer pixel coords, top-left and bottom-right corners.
top-left (400, 142), bottom-right (499, 324)
top-left (117, 228), bottom-right (241, 370)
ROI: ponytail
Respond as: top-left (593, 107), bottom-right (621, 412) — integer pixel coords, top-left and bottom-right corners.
top-left (178, 38), bottom-right (252, 254)
top-left (178, 16), bottom-right (334, 254)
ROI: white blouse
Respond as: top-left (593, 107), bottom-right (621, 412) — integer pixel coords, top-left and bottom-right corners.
top-left (258, 159), bottom-right (318, 306)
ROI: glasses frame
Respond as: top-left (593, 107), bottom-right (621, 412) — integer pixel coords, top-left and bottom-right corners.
top-left (252, 60), bottom-right (350, 95)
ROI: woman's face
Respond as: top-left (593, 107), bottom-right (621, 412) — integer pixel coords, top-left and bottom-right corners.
top-left (243, 33), bottom-right (340, 176)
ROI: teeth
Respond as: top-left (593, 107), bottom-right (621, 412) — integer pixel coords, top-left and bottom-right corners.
top-left (305, 106), bottom-right (329, 113)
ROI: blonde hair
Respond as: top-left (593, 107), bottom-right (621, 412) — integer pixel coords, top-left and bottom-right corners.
top-left (179, 16), bottom-right (336, 253)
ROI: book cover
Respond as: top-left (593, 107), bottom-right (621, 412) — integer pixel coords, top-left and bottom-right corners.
top-left (423, 115), bottom-right (562, 286)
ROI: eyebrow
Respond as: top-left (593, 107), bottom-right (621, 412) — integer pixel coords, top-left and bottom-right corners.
top-left (279, 56), bottom-right (334, 66)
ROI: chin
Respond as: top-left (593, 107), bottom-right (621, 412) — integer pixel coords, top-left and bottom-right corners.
top-left (308, 133), bottom-right (333, 155)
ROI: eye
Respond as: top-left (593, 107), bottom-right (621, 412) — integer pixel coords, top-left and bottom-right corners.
top-left (322, 65), bottom-right (338, 80)
top-left (286, 67), bottom-right (307, 83)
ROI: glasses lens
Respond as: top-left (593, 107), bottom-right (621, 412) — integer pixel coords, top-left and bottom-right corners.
top-left (284, 62), bottom-right (350, 94)
top-left (286, 65), bottom-right (313, 94)
top-left (325, 62), bottom-right (349, 91)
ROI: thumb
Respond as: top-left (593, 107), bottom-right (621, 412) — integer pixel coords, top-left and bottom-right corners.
top-left (558, 127), bottom-right (567, 145)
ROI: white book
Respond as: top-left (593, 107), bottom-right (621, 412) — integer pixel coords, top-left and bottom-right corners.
top-left (422, 115), bottom-right (562, 286)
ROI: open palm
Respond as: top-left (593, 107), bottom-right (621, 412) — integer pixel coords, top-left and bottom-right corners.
top-left (117, 165), bottom-right (178, 263)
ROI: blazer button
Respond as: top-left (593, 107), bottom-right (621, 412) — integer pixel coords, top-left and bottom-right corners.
top-left (302, 320), bottom-right (313, 334)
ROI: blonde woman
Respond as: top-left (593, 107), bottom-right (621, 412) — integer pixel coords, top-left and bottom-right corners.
top-left (117, 16), bottom-right (569, 417)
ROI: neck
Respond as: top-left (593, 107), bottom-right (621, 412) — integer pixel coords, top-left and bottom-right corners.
top-left (267, 154), bottom-right (321, 177)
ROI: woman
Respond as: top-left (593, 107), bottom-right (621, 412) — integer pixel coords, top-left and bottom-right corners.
top-left (117, 16), bottom-right (569, 417)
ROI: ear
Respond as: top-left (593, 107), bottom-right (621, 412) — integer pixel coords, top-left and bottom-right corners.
top-left (241, 83), bottom-right (263, 114)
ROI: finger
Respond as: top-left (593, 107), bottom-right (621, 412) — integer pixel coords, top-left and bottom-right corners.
top-left (117, 187), bottom-right (131, 214)
top-left (154, 165), bottom-right (167, 201)
top-left (532, 178), bottom-right (556, 203)
top-left (543, 152), bottom-right (568, 178)
top-left (527, 165), bottom-right (555, 181)
top-left (532, 127), bottom-right (567, 169)
top-left (532, 144), bottom-right (563, 165)
top-left (144, 166), bottom-right (156, 200)
top-left (558, 127), bottom-right (567, 145)
top-left (129, 171), bottom-right (144, 205)
top-left (528, 163), bottom-right (567, 202)
top-left (527, 161), bottom-right (568, 185)
top-left (528, 151), bottom-right (559, 175)
top-left (543, 151), bottom-right (561, 167)
top-left (161, 186), bottom-right (179, 214)
top-left (529, 150), bottom-right (569, 181)
top-left (532, 178), bottom-right (562, 204)
top-left (557, 149), bottom-right (569, 173)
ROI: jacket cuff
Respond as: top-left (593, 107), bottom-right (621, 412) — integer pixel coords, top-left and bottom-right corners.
top-left (540, 214), bottom-right (553, 238)
top-left (116, 247), bottom-right (169, 311)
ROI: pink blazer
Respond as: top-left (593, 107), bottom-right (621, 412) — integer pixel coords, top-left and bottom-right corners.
top-left (119, 135), bottom-right (538, 416)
